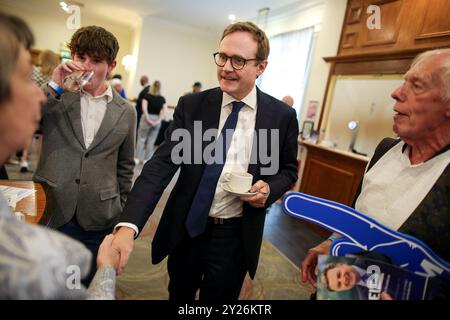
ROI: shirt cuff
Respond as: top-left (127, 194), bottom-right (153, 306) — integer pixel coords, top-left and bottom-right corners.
top-left (114, 223), bottom-right (139, 238)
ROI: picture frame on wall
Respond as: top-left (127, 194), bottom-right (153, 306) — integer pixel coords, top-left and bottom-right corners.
top-left (301, 120), bottom-right (314, 140)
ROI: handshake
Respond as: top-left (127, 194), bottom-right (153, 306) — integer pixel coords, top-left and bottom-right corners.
top-left (96, 227), bottom-right (135, 275)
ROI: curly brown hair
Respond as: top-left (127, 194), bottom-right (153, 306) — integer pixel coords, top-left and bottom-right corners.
top-left (221, 21), bottom-right (270, 61)
top-left (68, 26), bottom-right (119, 64)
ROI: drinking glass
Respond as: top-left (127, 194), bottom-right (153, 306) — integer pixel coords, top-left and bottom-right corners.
top-left (63, 70), bottom-right (94, 92)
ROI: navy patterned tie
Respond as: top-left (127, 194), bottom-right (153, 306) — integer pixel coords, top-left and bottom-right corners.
top-left (185, 101), bottom-right (245, 237)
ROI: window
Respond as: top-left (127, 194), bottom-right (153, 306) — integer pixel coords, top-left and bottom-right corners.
top-left (258, 27), bottom-right (314, 117)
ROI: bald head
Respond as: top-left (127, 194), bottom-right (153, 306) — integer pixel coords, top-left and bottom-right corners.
top-left (282, 95), bottom-right (294, 107)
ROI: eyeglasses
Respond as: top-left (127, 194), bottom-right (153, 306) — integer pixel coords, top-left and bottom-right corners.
top-left (213, 52), bottom-right (260, 70)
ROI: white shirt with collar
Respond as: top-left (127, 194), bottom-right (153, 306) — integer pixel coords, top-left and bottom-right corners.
top-left (80, 85), bottom-right (113, 149)
top-left (355, 141), bottom-right (450, 230)
top-left (209, 86), bottom-right (257, 219)
top-left (116, 86), bottom-right (258, 236)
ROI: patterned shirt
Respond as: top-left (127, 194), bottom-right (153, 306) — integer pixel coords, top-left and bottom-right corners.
top-left (32, 66), bottom-right (51, 88)
top-left (0, 194), bottom-right (115, 299)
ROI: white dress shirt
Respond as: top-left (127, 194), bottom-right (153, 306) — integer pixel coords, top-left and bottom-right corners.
top-left (80, 85), bottom-right (113, 149)
top-left (355, 141), bottom-right (450, 230)
top-left (116, 86), bottom-right (258, 236)
top-left (209, 86), bottom-right (257, 219)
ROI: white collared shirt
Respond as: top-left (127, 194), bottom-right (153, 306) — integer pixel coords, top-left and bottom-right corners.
top-left (80, 85), bottom-right (113, 149)
top-left (115, 86), bottom-right (258, 235)
top-left (355, 141), bottom-right (450, 230)
top-left (208, 86), bottom-right (257, 218)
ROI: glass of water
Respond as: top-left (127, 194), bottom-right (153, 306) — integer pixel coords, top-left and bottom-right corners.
top-left (63, 70), bottom-right (94, 92)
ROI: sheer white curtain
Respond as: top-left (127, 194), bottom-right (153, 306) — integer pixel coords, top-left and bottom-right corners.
top-left (258, 27), bottom-right (314, 116)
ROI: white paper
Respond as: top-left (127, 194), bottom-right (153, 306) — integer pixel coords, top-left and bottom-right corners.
top-left (0, 186), bottom-right (37, 216)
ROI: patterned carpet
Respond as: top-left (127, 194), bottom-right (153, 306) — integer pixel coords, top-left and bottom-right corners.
top-left (116, 192), bottom-right (315, 300)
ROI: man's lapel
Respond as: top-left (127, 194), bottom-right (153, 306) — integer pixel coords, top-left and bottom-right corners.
top-left (87, 90), bottom-right (126, 152)
top-left (201, 88), bottom-right (223, 151)
top-left (248, 87), bottom-right (272, 180)
top-left (63, 91), bottom-right (86, 149)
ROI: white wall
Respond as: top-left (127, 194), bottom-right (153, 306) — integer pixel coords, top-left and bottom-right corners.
top-left (131, 16), bottom-right (219, 109)
top-left (324, 75), bottom-right (402, 157)
top-left (0, 3), bottom-right (136, 91)
top-left (301, 0), bottom-right (347, 128)
top-left (264, 2), bottom-right (325, 38)
top-left (262, 0), bottom-right (347, 127)
top-left (301, 0), bottom-right (347, 129)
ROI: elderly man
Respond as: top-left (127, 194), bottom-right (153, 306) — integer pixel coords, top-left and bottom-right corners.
top-left (282, 95), bottom-right (294, 107)
top-left (112, 21), bottom-right (299, 302)
top-left (301, 49), bottom-right (450, 291)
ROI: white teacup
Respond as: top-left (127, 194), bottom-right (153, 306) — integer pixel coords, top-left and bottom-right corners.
top-left (223, 172), bottom-right (253, 193)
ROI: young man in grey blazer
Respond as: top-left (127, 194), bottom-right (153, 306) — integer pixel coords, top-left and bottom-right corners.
top-left (36, 26), bottom-right (136, 285)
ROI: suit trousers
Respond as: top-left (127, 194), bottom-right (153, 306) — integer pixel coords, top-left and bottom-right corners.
top-left (167, 218), bottom-right (247, 302)
top-left (57, 215), bottom-right (112, 286)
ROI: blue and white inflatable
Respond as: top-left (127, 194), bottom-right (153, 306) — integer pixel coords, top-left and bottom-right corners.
top-left (282, 192), bottom-right (450, 279)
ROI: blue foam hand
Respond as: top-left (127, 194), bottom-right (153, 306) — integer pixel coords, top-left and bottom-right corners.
top-left (282, 192), bottom-right (450, 278)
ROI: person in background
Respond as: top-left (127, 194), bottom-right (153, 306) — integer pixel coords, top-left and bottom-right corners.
top-left (0, 11), bottom-right (119, 300)
top-left (111, 77), bottom-right (126, 100)
top-left (282, 95), bottom-right (294, 107)
top-left (135, 80), bottom-right (166, 164)
top-left (32, 49), bottom-right (60, 87)
top-left (134, 75), bottom-right (150, 132)
top-left (112, 74), bottom-right (127, 99)
top-left (301, 49), bottom-right (450, 300)
top-left (37, 25), bottom-right (136, 286)
top-left (18, 50), bottom-right (60, 173)
top-left (0, 165), bottom-right (7, 179)
top-left (184, 81), bottom-right (202, 96)
top-left (192, 81), bottom-right (202, 93)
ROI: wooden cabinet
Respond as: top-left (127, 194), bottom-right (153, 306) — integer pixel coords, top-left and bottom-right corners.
top-left (298, 141), bottom-right (369, 236)
top-left (300, 141), bottom-right (369, 206)
top-left (339, 0), bottom-right (450, 56)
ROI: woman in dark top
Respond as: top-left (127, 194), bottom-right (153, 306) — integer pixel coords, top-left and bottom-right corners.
top-left (0, 165), bottom-right (8, 179)
top-left (135, 80), bottom-right (166, 164)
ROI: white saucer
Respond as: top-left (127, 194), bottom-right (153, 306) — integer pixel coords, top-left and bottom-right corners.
top-left (221, 183), bottom-right (257, 197)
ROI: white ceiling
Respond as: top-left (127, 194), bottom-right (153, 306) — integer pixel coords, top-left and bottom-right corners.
top-left (0, 0), bottom-right (321, 32)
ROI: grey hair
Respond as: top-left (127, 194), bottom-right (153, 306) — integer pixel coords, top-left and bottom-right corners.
top-left (411, 48), bottom-right (450, 102)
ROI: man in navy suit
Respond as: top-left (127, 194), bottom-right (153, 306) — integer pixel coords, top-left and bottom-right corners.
top-left (112, 21), bottom-right (299, 301)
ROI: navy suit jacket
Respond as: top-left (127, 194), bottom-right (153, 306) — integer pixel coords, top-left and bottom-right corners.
top-left (119, 87), bottom-right (299, 278)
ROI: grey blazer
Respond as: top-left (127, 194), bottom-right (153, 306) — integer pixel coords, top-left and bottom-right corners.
top-left (34, 88), bottom-right (136, 231)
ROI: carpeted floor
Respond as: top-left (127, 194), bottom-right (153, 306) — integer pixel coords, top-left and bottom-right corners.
top-left (5, 144), bottom-right (315, 300)
top-left (116, 191), bottom-right (315, 300)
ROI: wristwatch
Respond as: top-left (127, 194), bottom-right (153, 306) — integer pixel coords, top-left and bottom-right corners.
top-left (47, 80), bottom-right (64, 97)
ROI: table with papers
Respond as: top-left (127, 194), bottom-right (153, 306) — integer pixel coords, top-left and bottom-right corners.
top-left (0, 180), bottom-right (46, 224)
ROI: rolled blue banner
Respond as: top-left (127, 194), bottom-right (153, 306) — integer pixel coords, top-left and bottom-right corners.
top-left (282, 192), bottom-right (450, 278)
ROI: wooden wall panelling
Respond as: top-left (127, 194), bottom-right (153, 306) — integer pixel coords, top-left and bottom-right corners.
top-left (338, 0), bottom-right (450, 56)
top-left (302, 159), bottom-right (356, 205)
top-left (361, 0), bottom-right (403, 47)
top-left (347, 0), bottom-right (364, 24)
top-left (299, 143), bottom-right (368, 206)
top-left (299, 143), bottom-right (369, 237)
top-left (415, 0), bottom-right (450, 40)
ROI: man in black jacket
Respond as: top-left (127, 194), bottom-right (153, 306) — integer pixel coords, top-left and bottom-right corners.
top-left (112, 21), bottom-right (299, 301)
top-left (135, 75), bottom-right (150, 132)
